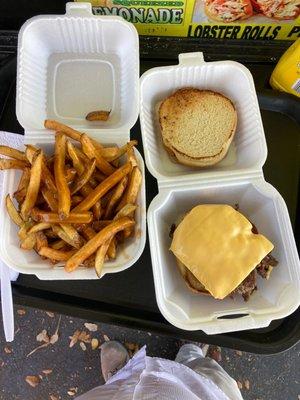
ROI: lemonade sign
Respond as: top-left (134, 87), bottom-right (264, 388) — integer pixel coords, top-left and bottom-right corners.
top-left (77, 0), bottom-right (300, 40)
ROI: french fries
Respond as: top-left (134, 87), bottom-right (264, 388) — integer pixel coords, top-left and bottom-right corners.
top-left (0, 146), bottom-right (26, 161)
top-left (0, 159), bottom-right (29, 170)
top-left (126, 143), bottom-right (138, 168)
top-left (114, 204), bottom-right (137, 220)
top-left (41, 186), bottom-right (83, 247)
top-left (106, 140), bottom-right (137, 162)
top-left (95, 239), bottom-right (112, 277)
top-left (65, 167), bottom-right (77, 184)
top-left (51, 225), bottom-right (81, 249)
top-left (45, 119), bottom-right (103, 153)
top-left (71, 195), bottom-right (83, 206)
top-left (21, 151), bottom-right (43, 220)
top-left (16, 167), bottom-right (30, 191)
top-left (39, 247), bottom-right (76, 262)
top-left (51, 240), bottom-right (66, 250)
top-left (13, 168), bottom-right (31, 205)
top-left (65, 217), bottom-right (134, 272)
top-left (73, 162), bottom-right (132, 212)
top-left (78, 225), bottom-right (97, 241)
top-left (25, 145), bottom-right (38, 163)
top-left (54, 133), bottom-right (71, 219)
top-left (1, 121), bottom-right (142, 275)
top-left (6, 195), bottom-right (23, 226)
top-left (28, 222), bottom-right (52, 234)
top-left (31, 209), bottom-right (93, 224)
top-left (104, 176), bottom-right (128, 219)
top-left (116, 162), bottom-right (141, 239)
top-left (91, 170), bottom-right (105, 183)
top-left (107, 237), bottom-right (116, 260)
top-left (86, 110), bottom-right (110, 122)
top-left (59, 224), bottom-right (84, 248)
top-left (35, 232), bottom-right (48, 253)
top-left (20, 234), bottom-right (37, 250)
top-left (117, 167), bottom-right (142, 211)
top-left (81, 134), bottom-right (115, 176)
top-left (67, 141), bottom-right (99, 191)
top-left (41, 187), bottom-right (58, 211)
top-left (71, 158), bottom-right (96, 195)
top-left (92, 220), bottom-right (112, 231)
top-left (45, 120), bottom-right (82, 141)
top-left (100, 147), bottom-right (119, 160)
top-left (25, 145), bottom-right (56, 193)
top-left (92, 200), bottom-right (102, 221)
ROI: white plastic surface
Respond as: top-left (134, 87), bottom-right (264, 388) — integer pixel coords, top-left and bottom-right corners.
top-left (0, 263), bottom-right (14, 341)
top-left (140, 52), bottom-right (267, 184)
top-left (17, 2), bottom-right (139, 139)
top-left (0, 3), bottom-right (146, 280)
top-left (147, 178), bottom-right (300, 334)
top-left (142, 52), bottom-right (300, 333)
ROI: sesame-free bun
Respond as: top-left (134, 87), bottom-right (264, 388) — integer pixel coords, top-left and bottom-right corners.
top-left (159, 89), bottom-right (237, 167)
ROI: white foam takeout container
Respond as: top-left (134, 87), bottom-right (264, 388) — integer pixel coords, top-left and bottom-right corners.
top-left (0, 2), bottom-right (146, 280)
top-left (140, 52), bottom-right (300, 334)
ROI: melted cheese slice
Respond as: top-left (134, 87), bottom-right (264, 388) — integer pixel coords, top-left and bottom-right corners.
top-left (170, 205), bottom-right (274, 299)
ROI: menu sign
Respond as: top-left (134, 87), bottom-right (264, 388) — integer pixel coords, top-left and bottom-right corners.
top-left (77, 0), bottom-right (300, 40)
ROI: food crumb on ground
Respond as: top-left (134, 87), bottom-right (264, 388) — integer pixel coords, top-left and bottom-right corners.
top-left (91, 338), bottom-right (99, 350)
top-left (237, 380), bottom-right (243, 390)
top-left (84, 323), bottom-right (98, 332)
top-left (25, 375), bottom-right (40, 387)
top-left (36, 329), bottom-right (50, 343)
top-left (42, 369), bottom-right (53, 375)
top-left (80, 342), bottom-right (87, 351)
top-left (67, 387), bottom-right (78, 396)
top-left (4, 346), bottom-right (12, 354)
top-left (46, 311), bottom-right (55, 318)
top-left (103, 334), bottom-right (110, 342)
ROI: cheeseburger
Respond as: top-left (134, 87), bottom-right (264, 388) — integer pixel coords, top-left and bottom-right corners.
top-left (170, 204), bottom-right (278, 301)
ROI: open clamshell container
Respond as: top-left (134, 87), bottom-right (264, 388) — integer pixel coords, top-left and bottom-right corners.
top-left (141, 52), bottom-right (300, 334)
top-left (0, 3), bottom-right (146, 280)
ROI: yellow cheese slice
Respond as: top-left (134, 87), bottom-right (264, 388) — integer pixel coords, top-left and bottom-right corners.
top-left (170, 205), bottom-right (274, 299)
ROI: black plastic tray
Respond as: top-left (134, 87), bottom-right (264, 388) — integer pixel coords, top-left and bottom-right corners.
top-left (0, 55), bottom-right (299, 354)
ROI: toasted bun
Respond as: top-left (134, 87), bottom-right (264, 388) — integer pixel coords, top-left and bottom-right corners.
top-left (176, 258), bottom-right (210, 295)
top-left (159, 89), bottom-right (237, 167)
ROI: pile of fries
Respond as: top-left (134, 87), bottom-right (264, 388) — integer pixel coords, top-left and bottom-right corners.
top-left (0, 120), bottom-right (142, 277)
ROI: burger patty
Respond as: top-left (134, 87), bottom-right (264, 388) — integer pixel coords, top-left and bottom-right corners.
top-left (232, 269), bottom-right (257, 301)
top-left (233, 253), bottom-right (278, 301)
top-left (256, 254), bottom-right (278, 279)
